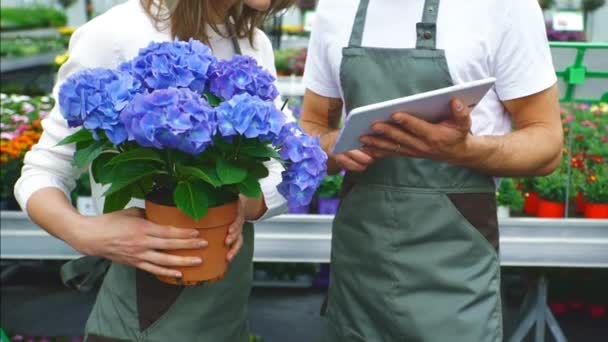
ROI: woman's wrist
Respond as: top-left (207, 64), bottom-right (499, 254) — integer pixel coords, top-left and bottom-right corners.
top-left (62, 212), bottom-right (96, 256)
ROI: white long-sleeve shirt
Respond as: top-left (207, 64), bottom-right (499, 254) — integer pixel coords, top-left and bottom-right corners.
top-left (14, 0), bottom-right (288, 220)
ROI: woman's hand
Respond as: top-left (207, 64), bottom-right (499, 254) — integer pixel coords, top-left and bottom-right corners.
top-left (72, 208), bottom-right (207, 278)
top-left (225, 196), bottom-right (246, 262)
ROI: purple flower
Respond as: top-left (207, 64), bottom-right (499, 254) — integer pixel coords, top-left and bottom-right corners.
top-left (208, 55), bottom-right (279, 101)
top-left (121, 39), bottom-right (216, 93)
top-left (59, 68), bottom-right (140, 145)
top-left (277, 134), bottom-right (327, 206)
top-left (120, 88), bottom-right (216, 155)
top-left (215, 93), bottom-right (285, 141)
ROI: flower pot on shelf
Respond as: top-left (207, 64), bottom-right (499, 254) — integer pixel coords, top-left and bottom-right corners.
top-left (536, 199), bottom-right (565, 218)
top-left (146, 198), bottom-right (238, 286)
top-left (575, 191), bottom-right (587, 214)
top-left (523, 192), bottom-right (540, 215)
top-left (288, 202), bottom-right (311, 214)
top-left (584, 203), bottom-right (608, 219)
top-left (497, 206), bottom-right (510, 219)
top-left (317, 197), bottom-right (340, 215)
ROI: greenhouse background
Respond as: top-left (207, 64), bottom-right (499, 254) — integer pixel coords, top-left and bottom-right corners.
top-left (1, 0), bottom-right (607, 341)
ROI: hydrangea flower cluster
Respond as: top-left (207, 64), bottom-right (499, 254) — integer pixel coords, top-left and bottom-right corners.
top-left (277, 125), bottom-right (328, 206)
top-left (121, 88), bottom-right (216, 155)
top-left (215, 93), bottom-right (285, 141)
top-left (121, 39), bottom-right (216, 93)
top-left (59, 39), bottom-right (326, 207)
top-left (59, 68), bottom-right (139, 145)
top-left (208, 55), bottom-right (279, 101)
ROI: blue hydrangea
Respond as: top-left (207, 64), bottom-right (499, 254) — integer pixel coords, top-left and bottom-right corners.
top-left (215, 93), bottom-right (285, 141)
top-left (277, 134), bottom-right (328, 206)
top-left (121, 39), bottom-right (216, 93)
top-left (208, 55), bottom-right (279, 101)
top-left (120, 88), bottom-right (216, 155)
top-left (59, 68), bottom-right (139, 145)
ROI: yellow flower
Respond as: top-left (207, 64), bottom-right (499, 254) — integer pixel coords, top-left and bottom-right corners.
top-left (590, 105), bottom-right (600, 113)
top-left (600, 103), bottom-right (608, 113)
top-left (55, 52), bottom-right (70, 66)
top-left (57, 26), bottom-right (75, 36)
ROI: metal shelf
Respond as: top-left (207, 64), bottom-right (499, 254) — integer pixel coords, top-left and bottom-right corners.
top-left (0, 52), bottom-right (58, 73)
top-left (1, 211), bottom-right (607, 267)
top-left (276, 76), bottom-right (305, 97)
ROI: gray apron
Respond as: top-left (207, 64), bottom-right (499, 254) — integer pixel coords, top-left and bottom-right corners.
top-left (61, 37), bottom-right (254, 342)
top-left (322, 0), bottom-right (503, 341)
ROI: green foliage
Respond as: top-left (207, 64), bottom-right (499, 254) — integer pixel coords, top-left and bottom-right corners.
top-left (535, 167), bottom-right (569, 203)
top-left (86, 134), bottom-right (281, 219)
top-left (497, 178), bottom-right (524, 212)
top-left (584, 163), bottom-right (608, 203)
top-left (0, 36), bottom-right (69, 58)
top-left (316, 173), bottom-right (343, 199)
top-left (174, 181), bottom-right (210, 220)
top-left (0, 7), bottom-right (67, 31)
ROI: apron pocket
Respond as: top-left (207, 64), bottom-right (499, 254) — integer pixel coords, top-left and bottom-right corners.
top-left (61, 256), bottom-right (111, 292)
top-left (445, 192), bottom-right (499, 253)
top-left (135, 270), bottom-right (184, 332)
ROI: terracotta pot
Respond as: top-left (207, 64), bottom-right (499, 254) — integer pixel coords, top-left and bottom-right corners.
top-left (524, 192), bottom-right (540, 215)
top-left (584, 203), bottom-right (608, 219)
top-left (145, 199), bottom-right (238, 286)
top-left (575, 191), bottom-right (586, 214)
top-left (536, 200), bottom-right (565, 218)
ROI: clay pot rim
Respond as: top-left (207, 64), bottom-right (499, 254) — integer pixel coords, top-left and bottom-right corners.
top-left (145, 200), bottom-right (238, 229)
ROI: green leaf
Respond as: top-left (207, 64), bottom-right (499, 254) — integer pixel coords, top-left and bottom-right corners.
top-left (174, 181), bottom-right (209, 220)
top-left (249, 162), bottom-right (269, 179)
top-left (107, 148), bottom-right (163, 166)
top-left (238, 175), bottom-right (262, 198)
top-left (204, 91), bottom-right (222, 107)
top-left (57, 129), bottom-right (93, 146)
top-left (240, 143), bottom-right (280, 159)
top-left (131, 176), bottom-right (155, 200)
top-left (216, 159), bottom-right (248, 185)
top-left (176, 165), bottom-right (221, 187)
top-left (103, 185), bottom-right (133, 214)
top-left (91, 152), bottom-right (117, 184)
top-left (103, 162), bottom-right (161, 197)
top-left (73, 140), bottom-right (105, 169)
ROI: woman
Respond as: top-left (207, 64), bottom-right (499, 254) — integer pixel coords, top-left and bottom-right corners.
top-left (14, 0), bottom-right (293, 340)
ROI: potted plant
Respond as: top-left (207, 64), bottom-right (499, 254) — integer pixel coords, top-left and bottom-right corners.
top-left (583, 163), bottom-right (608, 218)
top-left (316, 173), bottom-right (343, 215)
top-left (58, 40), bottom-right (327, 285)
top-left (0, 94), bottom-right (50, 210)
top-left (496, 178), bottom-right (524, 219)
top-left (520, 177), bottom-right (540, 215)
top-left (535, 166), bottom-right (569, 218)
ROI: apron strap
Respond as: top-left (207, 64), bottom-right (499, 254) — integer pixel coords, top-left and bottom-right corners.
top-left (416, 0), bottom-right (441, 50)
top-left (347, 0), bottom-right (370, 47)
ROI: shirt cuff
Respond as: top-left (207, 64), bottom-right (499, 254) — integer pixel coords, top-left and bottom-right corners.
top-left (14, 174), bottom-right (72, 218)
top-left (247, 163), bottom-right (288, 223)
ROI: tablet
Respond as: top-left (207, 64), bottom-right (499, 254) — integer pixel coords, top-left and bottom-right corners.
top-left (332, 77), bottom-right (496, 154)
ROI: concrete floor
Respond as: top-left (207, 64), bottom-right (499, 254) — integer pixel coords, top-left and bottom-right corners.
top-left (1, 262), bottom-right (606, 341)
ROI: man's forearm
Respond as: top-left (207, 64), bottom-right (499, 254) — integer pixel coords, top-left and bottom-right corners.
top-left (459, 125), bottom-right (563, 177)
top-left (301, 121), bottom-right (342, 174)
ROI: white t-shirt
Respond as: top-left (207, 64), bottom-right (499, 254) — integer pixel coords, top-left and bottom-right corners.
top-left (304, 0), bottom-right (558, 136)
top-left (14, 0), bottom-right (288, 220)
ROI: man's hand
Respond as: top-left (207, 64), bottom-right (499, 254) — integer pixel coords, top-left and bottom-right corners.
top-left (360, 98), bottom-right (473, 164)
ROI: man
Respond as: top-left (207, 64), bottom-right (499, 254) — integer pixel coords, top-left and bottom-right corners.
top-left (300, 0), bottom-right (562, 341)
